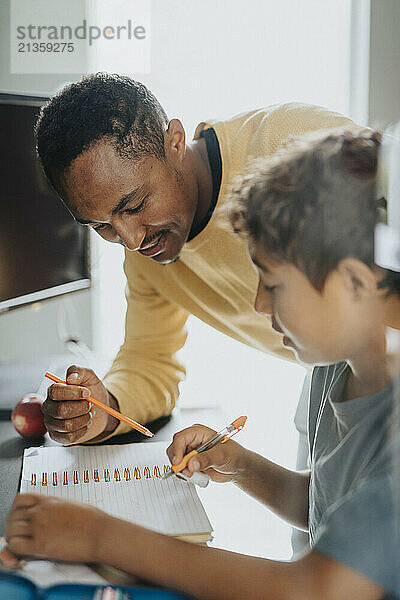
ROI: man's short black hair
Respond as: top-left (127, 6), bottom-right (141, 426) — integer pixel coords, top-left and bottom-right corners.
top-left (35, 73), bottom-right (169, 187)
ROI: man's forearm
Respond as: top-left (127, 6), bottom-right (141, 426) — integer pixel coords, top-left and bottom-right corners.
top-left (234, 449), bottom-right (310, 530)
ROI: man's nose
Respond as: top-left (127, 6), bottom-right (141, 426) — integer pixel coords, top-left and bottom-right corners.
top-left (113, 220), bottom-right (146, 251)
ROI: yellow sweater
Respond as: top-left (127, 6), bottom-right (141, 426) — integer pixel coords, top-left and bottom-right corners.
top-left (103, 103), bottom-right (358, 437)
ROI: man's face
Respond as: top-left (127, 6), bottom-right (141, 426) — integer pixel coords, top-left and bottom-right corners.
top-left (251, 244), bottom-right (370, 365)
top-left (58, 139), bottom-right (196, 264)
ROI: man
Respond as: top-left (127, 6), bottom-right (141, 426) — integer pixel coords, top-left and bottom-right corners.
top-left (37, 73), bottom-right (359, 445)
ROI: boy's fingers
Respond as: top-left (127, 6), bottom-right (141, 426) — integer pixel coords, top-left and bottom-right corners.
top-left (166, 429), bottom-right (196, 464)
top-left (166, 425), bottom-right (217, 464)
top-left (7, 508), bottom-right (33, 523)
top-left (188, 447), bottom-right (224, 473)
top-left (12, 493), bottom-right (40, 510)
top-left (6, 519), bottom-right (32, 538)
top-left (0, 544), bottom-right (22, 568)
top-left (7, 536), bottom-right (35, 557)
top-left (188, 455), bottom-right (206, 473)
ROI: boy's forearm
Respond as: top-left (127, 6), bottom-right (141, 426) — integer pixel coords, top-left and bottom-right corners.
top-left (96, 515), bottom-right (309, 600)
top-left (234, 449), bottom-right (310, 530)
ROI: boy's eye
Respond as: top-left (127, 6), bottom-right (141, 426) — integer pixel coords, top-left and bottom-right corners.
top-left (264, 285), bottom-right (277, 293)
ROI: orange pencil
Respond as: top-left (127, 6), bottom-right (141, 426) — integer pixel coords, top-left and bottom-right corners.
top-left (45, 371), bottom-right (154, 438)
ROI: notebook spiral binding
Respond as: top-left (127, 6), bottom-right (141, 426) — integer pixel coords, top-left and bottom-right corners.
top-left (30, 464), bottom-right (171, 487)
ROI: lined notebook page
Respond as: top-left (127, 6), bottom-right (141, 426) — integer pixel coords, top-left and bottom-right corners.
top-left (20, 442), bottom-right (212, 538)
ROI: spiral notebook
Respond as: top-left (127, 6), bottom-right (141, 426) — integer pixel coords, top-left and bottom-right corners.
top-left (20, 442), bottom-right (213, 543)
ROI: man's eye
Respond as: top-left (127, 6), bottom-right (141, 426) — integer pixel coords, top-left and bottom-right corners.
top-left (92, 223), bottom-right (109, 232)
top-left (124, 196), bottom-right (148, 215)
top-left (264, 285), bottom-right (277, 293)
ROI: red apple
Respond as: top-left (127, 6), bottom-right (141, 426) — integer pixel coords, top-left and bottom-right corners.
top-left (12, 394), bottom-right (47, 439)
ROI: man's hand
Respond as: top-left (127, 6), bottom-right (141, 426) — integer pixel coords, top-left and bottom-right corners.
top-left (41, 366), bottom-right (118, 445)
top-left (6, 494), bottom-right (107, 563)
top-left (166, 424), bottom-right (249, 484)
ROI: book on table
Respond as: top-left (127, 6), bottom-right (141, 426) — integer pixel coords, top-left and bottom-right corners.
top-left (20, 441), bottom-right (213, 544)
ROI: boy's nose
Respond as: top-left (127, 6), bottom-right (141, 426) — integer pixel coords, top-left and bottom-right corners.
top-left (254, 280), bottom-right (273, 315)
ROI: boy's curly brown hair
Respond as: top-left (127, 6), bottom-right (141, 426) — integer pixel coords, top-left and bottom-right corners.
top-left (228, 128), bottom-right (399, 295)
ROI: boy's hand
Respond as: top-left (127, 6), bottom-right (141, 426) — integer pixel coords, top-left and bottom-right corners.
top-left (42, 366), bottom-right (118, 445)
top-left (6, 494), bottom-right (107, 563)
top-left (166, 424), bottom-right (248, 484)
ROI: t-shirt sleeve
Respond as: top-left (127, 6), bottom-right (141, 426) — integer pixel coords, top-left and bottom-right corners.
top-left (101, 252), bottom-right (189, 439)
top-left (313, 476), bottom-right (400, 596)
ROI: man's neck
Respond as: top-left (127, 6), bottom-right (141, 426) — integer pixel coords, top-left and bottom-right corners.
top-left (184, 137), bottom-right (214, 238)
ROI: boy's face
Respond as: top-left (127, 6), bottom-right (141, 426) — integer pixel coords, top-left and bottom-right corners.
top-left (251, 244), bottom-right (376, 365)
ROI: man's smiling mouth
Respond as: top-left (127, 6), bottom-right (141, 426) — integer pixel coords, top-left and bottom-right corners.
top-left (138, 232), bottom-right (166, 257)
top-left (140, 233), bottom-right (163, 251)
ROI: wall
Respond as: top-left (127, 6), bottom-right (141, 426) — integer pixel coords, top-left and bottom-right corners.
top-left (349, 0), bottom-right (400, 127)
top-left (369, 0), bottom-right (400, 125)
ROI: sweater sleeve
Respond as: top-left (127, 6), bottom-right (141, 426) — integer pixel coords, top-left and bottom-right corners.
top-left (101, 252), bottom-right (189, 439)
top-left (208, 103), bottom-right (365, 183)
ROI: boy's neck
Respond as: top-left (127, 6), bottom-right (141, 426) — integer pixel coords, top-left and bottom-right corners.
top-left (345, 353), bottom-right (390, 402)
top-left (345, 295), bottom-right (400, 402)
top-left (384, 294), bottom-right (400, 330)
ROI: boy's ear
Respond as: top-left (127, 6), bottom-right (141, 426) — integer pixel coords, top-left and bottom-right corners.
top-left (336, 258), bottom-right (377, 299)
top-left (164, 119), bottom-right (186, 165)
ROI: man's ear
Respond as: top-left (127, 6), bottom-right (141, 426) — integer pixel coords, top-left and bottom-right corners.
top-left (164, 119), bottom-right (186, 165)
top-left (336, 258), bottom-right (377, 299)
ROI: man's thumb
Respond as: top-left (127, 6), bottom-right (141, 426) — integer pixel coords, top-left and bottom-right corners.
top-left (66, 372), bottom-right (80, 383)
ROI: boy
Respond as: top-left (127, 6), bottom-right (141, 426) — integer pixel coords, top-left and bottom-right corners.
top-left (6, 129), bottom-right (400, 599)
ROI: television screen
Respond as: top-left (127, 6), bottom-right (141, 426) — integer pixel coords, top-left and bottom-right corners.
top-left (0, 93), bottom-right (90, 313)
